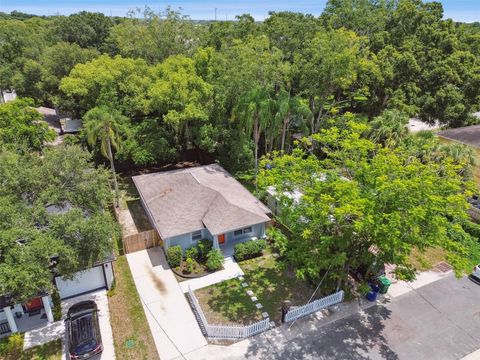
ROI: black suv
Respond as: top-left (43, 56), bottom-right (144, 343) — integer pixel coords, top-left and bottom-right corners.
top-left (66, 300), bottom-right (103, 359)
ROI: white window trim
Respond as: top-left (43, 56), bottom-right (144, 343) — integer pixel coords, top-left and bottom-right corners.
top-left (233, 226), bottom-right (254, 237)
top-left (191, 230), bottom-right (202, 243)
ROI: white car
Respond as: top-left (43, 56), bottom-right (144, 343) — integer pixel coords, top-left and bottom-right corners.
top-left (470, 265), bottom-right (480, 283)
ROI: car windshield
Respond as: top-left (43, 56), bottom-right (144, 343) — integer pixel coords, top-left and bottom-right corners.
top-left (74, 339), bottom-right (97, 355)
top-left (69, 313), bottom-right (98, 355)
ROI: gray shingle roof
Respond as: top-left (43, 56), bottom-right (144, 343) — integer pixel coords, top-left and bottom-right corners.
top-left (133, 164), bottom-right (270, 238)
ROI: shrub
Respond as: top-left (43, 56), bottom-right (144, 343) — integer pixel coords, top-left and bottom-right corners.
top-left (0, 333), bottom-right (23, 358)
top-left (52, 290), bottom-right (62, 321)
top-left (234, 239), bottom-right (267, 261)
top-left (197, 238), bottom-right (213, 261)
top-left (206, 249), bottom-right (223, 271)
top-left (185, 246), bottom-right (199, 261)
top-left (267, 227), bottom-right (288, 256)
top-left (185, 257), bottom-right (195, 273)
top-left (167, 245), bottom-right (182, 267)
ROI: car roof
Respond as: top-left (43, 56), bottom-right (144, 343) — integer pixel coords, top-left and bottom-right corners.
top-left (68, 300), bottom-right (97, 316)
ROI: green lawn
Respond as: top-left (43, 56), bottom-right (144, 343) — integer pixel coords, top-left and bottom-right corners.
top-left (195, 248), bottom-right (317, 325)
top-left (0, 334), bottom-right (62, 360)
top-left (108, 256), bottom-right (159, 360)
top-left (240, 250), bottom-right (316, 324)
top-left (195, 278), bottom-right (263, 325)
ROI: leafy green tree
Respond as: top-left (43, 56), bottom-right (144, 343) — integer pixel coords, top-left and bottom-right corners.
top-left (83, 106), bottom-right (128, 207)
top-left (263, 12), bottom-right (320, 62)
top-left (0, 98), bottom-right (55, 150)
top-left (295, 29), bottom-right (372, 133)
top-left (52, 11), bottom-right (113, 49)
top-left (108, 7), bottom-right (200, 64)
top-left (0, 145), bottom-right (117, 302)
top-left (59, 55), bottom-right (152, 116)
top-left (148, 55), bottom-right (213, 149)
top-left (260, 118), bottom-right (479, 290)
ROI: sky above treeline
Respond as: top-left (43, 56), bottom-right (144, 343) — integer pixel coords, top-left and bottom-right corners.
top-left (1, 0), bottom-right (479, 23)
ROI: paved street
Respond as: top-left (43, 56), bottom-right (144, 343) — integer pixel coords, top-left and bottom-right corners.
top-left (183, 273), bottom-right (480, 360)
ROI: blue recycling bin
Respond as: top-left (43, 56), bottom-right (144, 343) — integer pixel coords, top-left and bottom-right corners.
top-left (366, 283), bottom-right (380, 302)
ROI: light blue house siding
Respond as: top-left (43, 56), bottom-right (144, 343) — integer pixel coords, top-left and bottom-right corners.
top-left (164, 222), bottom-right (266, 253)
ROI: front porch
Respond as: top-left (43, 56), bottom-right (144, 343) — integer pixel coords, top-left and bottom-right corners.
top-left (0, 295), bottom-right (54, 337)
top-left (212, 223), bottom-right (267, 257)
top-left (218, 236), bottom-right (259, 257)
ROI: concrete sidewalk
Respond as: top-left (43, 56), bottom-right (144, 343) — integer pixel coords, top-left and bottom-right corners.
top-left (127, 247), bottom-right (207, 360)
top-left (179, 256), bottom-right (244, 293)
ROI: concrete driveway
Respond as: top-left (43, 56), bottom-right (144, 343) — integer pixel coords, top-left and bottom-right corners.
top-left (61, 290), bottom-right (115, 360)
top-left (126, 247), bottom-right (207, 360)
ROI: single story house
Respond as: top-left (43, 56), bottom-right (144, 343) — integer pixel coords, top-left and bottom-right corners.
top-left (133, 164), bottom-right (272, 254)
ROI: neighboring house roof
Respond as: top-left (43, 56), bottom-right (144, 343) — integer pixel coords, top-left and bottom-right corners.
top-left (133, 164), bottom-right (271, 238)
top-left (1, 90), bottom-right (17, 103)
top-left (437, 125), bottom-right (480, 148)
top-left (60, 118), bottom-right (83, 133)
top-left (36, 107), bottom-right (62, 134)
top-left (407, 118), bottom-right (440, 133)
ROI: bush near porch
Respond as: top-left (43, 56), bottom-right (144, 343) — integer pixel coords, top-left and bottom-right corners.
top-left (170, 239), bottom-right (223, 276)
top-left (0, 334), bottom-right (62, 360)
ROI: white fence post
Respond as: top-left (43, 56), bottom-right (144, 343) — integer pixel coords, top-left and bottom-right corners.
top-left (188, 286), bottom-right (271, 339)
top-left (284, 290), bottom-right (344, 323)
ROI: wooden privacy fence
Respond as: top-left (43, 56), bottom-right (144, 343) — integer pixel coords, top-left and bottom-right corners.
top-left (188, 286), bottom-right (271, 339)
top-left (284, 290), bottom-right (344, 323)
top-left (123, 229), bottom-right (161, 254)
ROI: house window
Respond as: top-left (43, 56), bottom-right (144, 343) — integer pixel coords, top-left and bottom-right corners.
top-left (192, 230), bottom-right (202, 242)
top-left (234, 226), bottom-right (253, 237)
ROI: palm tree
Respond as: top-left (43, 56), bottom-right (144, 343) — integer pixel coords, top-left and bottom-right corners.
top-left (233, 87), bottom-right (271, 188)
top-left (83, 106), bottom-right (127, 208)
top-left (369, 110), bottom-right (409, 147)
top-left (274, 89), bottom-right (312, 152)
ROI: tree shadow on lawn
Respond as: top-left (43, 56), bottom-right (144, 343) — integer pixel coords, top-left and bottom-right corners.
top-left (243, 260), bottom-right (317, 324)
top-left (198, 279), bottom-right (261, 325)
top-left (246, 305), bottom-right (398, 360)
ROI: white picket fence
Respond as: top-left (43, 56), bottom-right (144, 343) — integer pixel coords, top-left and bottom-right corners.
top-left (188, 286), bottom-right (271, 339)
top-left (284, 290), bottom-right (344, 323)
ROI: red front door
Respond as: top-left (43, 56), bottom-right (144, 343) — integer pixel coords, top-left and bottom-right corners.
top-left (25, 297), bottom-right (43, 312)
top-left (218, 234), bottom-right (225, 244)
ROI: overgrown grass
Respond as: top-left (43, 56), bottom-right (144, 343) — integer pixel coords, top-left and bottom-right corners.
top-left (409, 247), bottom-right (447, 272)
top-left (108, 256), bottom-right (159, 360)
top-left (0, 334), bottom-right (61, 360)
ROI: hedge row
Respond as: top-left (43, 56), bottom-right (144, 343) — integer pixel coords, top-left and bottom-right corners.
top-left (234, 239), bottom-right (266, 262)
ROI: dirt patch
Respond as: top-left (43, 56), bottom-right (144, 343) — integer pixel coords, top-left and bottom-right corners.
top-left (116, 176), bottom-right (152, 237)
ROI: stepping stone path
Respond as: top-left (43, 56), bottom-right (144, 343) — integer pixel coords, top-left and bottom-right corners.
top-left (240, 278), bottom-right (269, 321)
